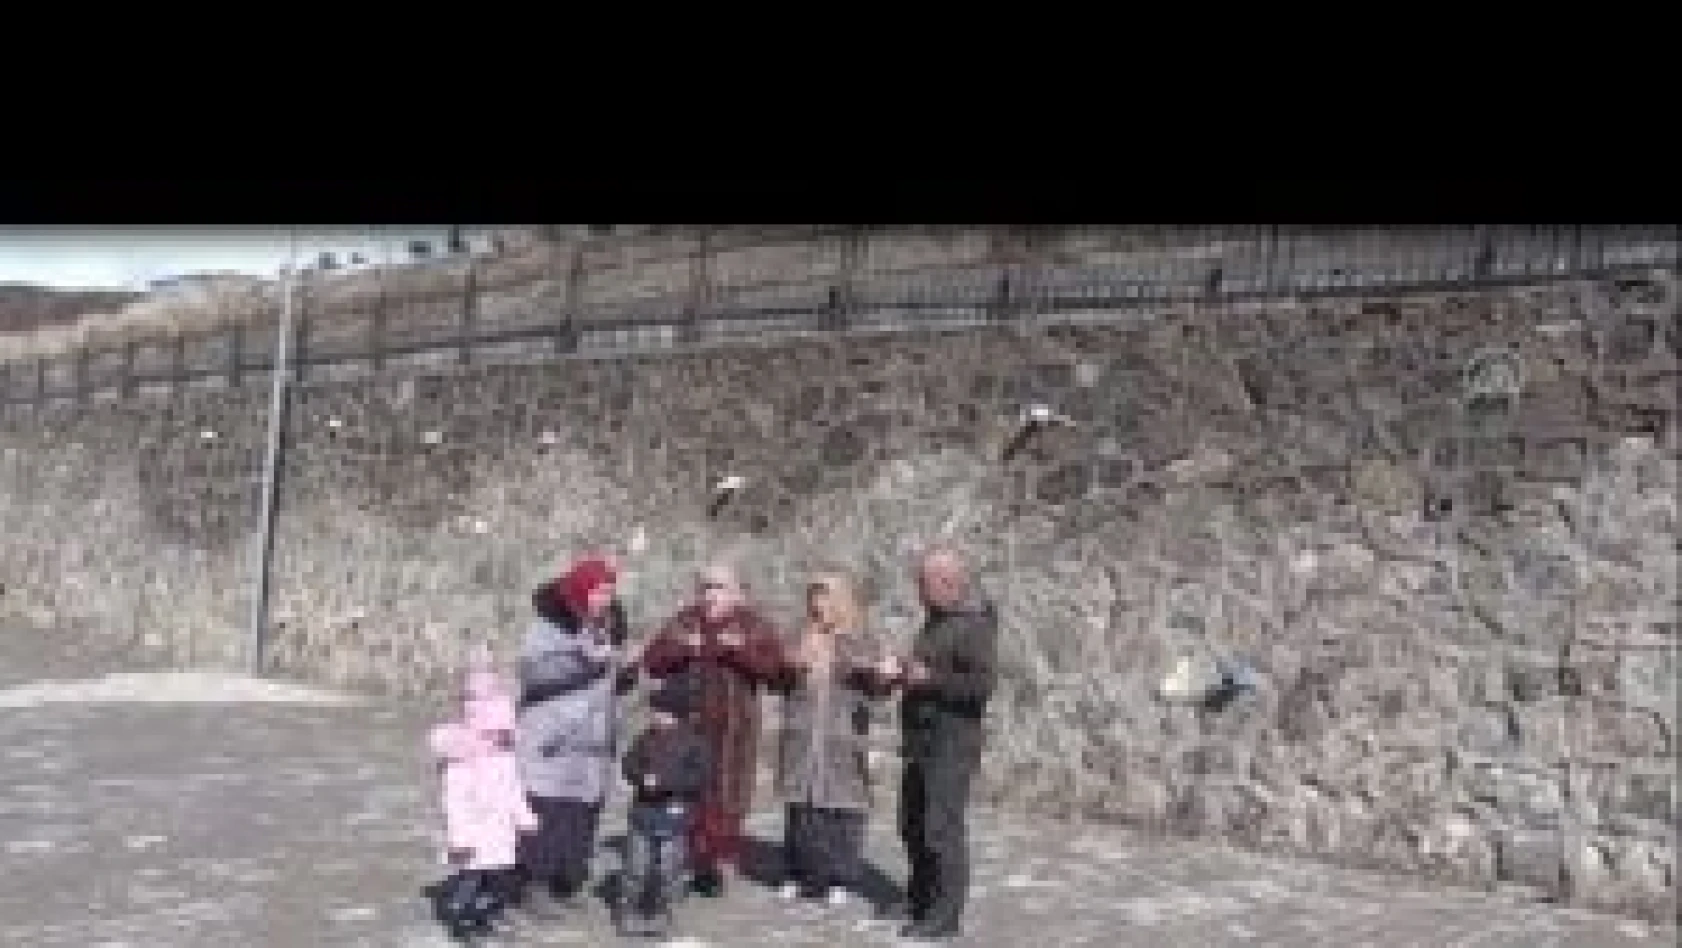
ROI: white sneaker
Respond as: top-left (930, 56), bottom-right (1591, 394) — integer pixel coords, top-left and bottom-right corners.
top-left (778, 882), bottom-right (801, 900)
top-left (825, 887), bottom-right (850, 907)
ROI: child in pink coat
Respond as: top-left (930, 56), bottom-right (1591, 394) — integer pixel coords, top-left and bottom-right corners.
top-left (428, 662), bottom-right (539, 940)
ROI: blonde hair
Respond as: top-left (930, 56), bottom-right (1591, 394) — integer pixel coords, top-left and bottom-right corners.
top-left (806, 570), bottom-right (864, 634)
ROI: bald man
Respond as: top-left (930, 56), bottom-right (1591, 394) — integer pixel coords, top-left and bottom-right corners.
top-left (879, 547), bottom-right (999, 941)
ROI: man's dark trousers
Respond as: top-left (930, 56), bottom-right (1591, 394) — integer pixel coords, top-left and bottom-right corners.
top-left (898, 741), bottom-right (981, 930)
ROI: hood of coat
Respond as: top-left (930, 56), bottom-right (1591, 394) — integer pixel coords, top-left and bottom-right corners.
top-left (533, 581), bottom-right (628, 644)
top-left (464, 669), bottom-right (509, 701)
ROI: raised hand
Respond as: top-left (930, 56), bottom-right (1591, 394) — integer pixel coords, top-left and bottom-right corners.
top-left (875, 654), bottom-right (903, 681)
top-left (584, 634), bottom-right (618, 663)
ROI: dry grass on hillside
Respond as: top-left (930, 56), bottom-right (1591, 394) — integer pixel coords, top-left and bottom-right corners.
top-left (0, 242), bottom-right (564, 364)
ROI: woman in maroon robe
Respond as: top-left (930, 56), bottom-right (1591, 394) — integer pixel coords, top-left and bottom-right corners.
top-left (639, 563), bottom-right (785, 896)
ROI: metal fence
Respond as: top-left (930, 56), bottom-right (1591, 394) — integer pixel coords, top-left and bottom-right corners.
top-left (2, 225), bottom-right (1677, 406)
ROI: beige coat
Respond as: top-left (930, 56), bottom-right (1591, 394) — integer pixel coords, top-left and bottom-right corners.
top-left (771, 629), bottom-right (895, 811)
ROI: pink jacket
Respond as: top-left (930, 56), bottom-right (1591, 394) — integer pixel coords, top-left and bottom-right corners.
top-left (429, 670), bottom-right (538, 870)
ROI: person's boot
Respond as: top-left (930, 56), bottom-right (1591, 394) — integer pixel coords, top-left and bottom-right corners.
top-left (900, 915), bottom-right (962, 941)
top-left (690, 865), bottom-right (725, 897)
top-left (438, 872), bottom-right (489, 940)
top-left (469, 883), bottom-right (515, 938)
top-left (518, 884), bottom-right (569, 921)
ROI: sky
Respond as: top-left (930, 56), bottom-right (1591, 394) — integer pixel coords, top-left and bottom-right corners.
top-left (0, 228), bottom-right (461, 291)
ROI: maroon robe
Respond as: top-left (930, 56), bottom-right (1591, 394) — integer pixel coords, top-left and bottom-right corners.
top-left (640, 602), bottom-right (785, 869)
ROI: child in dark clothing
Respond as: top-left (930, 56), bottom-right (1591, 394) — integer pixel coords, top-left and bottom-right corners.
top-left (616, 673), bottom-right (712, 937)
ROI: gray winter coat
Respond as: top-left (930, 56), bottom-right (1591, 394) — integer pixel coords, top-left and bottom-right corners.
top-left (515, 602), bottom-right (632, 803)
top-left (771, 630), bottom-right (896, 811)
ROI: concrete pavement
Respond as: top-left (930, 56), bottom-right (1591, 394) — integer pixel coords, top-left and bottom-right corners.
top-left (0, 629), bottom-right (1672, 947)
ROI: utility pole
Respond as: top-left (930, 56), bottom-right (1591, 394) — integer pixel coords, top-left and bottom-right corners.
top-left (246, 229), bottom-right (300, 675)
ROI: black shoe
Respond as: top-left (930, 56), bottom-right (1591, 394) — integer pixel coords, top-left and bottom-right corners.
top-left (900, 919), bottom-right (961, 941)
top-left (876, 898), bottom-right (916, 921)
top-left (444, 914), bottom-right (491, 942)
top-left (690, 869), bottom-right (725, 897)
top-left (518, 888), bottom-right (569, 921)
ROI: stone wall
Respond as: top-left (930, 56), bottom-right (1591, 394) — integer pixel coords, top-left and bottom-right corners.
top-left (1, 274), bottom-right (1676, 920)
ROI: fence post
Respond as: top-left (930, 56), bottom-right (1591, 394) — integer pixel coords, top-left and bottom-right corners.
top-left (828, 226), bottom-right (864, 331)
top-left (226, 324), bottom-right (244, 387)
top-left (123, 340), bottom-right (139, 397)
top-left (294, 309), bottom-right (311, 384)
top-left (992, 227), bottom-right (1039, 323)
top-left (458, 262), bottom-right (477, 366)
top-left (73, 345), bottom-right (90, 400)
top-left (1262, 225), bottom-right (1279, 294)
top-left (684, 228), bottom-right (711, 344)
top-left (1474, 226), bottom-right (1496, 280)
top-left (986, 228), bottom-right (1012, 324)
top-left (369, 279), bottom-right (388, 371)
top-left (556, 240), bottom-right (584, 354)
top-left (171, 334), bottom-right (187, 395)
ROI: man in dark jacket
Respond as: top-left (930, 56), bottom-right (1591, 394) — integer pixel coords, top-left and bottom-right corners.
top-left (881, 547), bottom-right (999, 941)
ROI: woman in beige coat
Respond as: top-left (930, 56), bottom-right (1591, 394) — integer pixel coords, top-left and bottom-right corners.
top-left (770, 572), bottom-right (897, 905)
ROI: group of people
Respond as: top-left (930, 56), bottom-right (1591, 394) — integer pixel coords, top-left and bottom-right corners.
top-left (427, 547), bottom-right (1000, 943)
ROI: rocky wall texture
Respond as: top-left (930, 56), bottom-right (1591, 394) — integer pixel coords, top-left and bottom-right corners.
top-left (1, 274), bottom-right (1677, 920)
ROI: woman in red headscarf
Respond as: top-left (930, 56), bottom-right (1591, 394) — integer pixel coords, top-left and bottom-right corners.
top-left (511, 555), bottom-right (636, 917)
top-left (639, 561), bottom-right (786, 896)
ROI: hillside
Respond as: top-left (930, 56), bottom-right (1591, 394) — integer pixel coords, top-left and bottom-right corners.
top-left (0, 284), bottom-right (143, 335)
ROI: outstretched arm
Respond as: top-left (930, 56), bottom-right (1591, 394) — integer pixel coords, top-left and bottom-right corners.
top-left (719, 612), bottom-right (787, 681)
top-left (844, 638), bottom-right (901, 699)
top-left (640, 615), bottom-right (699, 676)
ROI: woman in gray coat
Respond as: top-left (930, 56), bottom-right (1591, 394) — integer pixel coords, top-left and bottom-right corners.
top-left (513, 555), bottom-right (635, 916)
top-left (770, 571), bottom-right (897, 905)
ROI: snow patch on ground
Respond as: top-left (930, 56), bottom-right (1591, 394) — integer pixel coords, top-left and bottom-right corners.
top-left (0, 671), bottom-right (361, 707)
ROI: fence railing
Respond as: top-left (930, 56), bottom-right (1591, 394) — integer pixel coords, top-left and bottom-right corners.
top-left (2, 225), bottom-right (1677, 406)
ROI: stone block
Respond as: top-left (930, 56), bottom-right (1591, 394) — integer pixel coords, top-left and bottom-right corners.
top-left (1509, 549), bottom-right (1579, 599)
top-left (818, 425), bottom-right (868, 467)
top-left (1496, 827), bottom-right (1564, 892)
top-left (1616, 648), bottom-right (1680, 713)
top-left (1350, 458), bottom-right (1420, 514)
top-left (1458, 706), bottom-right (1523, 755)
top-left (1506, 656), bottom-right (1568, 702)
top-left (1604, 318), bottom-right (1658, 363)
top-left (1597, 835), bottom-right (1678, 919)
top-left (1034, 462), bottom-right (1092, 507)
top-left (1607, 769), bottom-right (1677, 827)
top-left (1567, 705), bottom-right (1676, 759)
top-left (1462, 435), bottom-right (1525, 468)
top-left (1462, 761), bottom-right (1565, 826)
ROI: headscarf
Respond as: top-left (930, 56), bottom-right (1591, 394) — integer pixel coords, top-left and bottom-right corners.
top-left (557, 556), bottom-right (618, 619)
